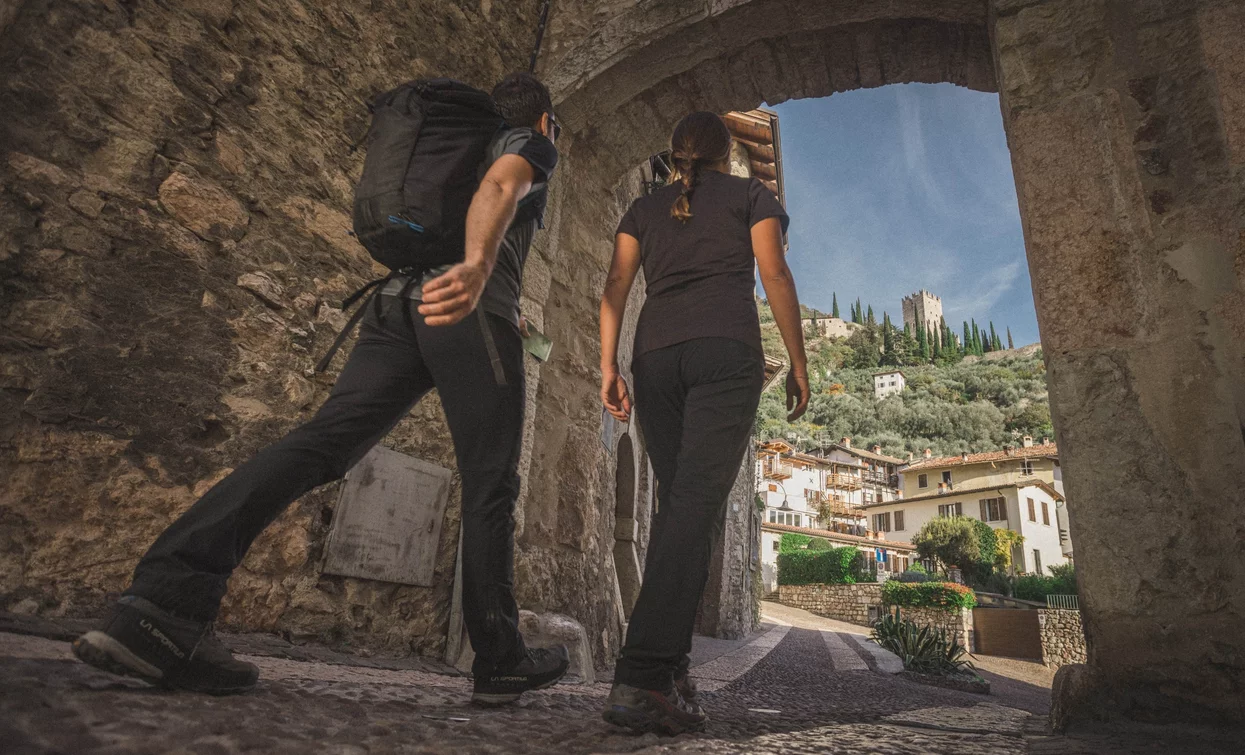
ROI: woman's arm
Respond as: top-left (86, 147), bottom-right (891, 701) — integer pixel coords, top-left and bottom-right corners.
top-left (600, 232), bottom-right (643, 420)
top-left (752, 217), bottom-right (809, 421)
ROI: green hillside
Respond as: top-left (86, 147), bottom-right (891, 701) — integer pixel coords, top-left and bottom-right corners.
top-left (756, 301), bottom-right (1052, 458)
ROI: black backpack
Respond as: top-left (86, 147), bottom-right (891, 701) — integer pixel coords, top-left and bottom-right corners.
top-left (352, 78), bottom-right (505, 272)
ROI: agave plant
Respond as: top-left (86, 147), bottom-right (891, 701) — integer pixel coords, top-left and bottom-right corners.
top-left (871, 607), bottom-right (975, 675)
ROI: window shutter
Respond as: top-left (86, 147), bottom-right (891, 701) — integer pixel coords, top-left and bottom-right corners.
top-left (979, 500), bottom-right (988, 520)
top-left (1028, 498), bottom-right (1036, 521)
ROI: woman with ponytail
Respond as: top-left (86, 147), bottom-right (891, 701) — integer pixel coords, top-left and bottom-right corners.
top-left (598, 111), bottom-right (810, 734)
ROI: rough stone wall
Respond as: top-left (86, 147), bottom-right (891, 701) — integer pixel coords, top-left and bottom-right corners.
top-left (777, 583), bottom-right (884, 626)
top-left (993, 0), bottom-right (1245, 723)
top-left (698, 440), bottom-right (762, 640)
top-left (892, 605), bottom-right (975, 651)
top-left (1038, 609), bottom-right (1086, 669)
top-left (0, 0), bottom-right (551, 657)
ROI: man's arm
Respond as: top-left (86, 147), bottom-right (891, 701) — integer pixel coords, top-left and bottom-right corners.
top-left (418, 153), bottom-right (536, 326)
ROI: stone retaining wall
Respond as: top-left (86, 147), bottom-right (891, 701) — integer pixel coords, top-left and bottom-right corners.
top-left (893, 605), bottom-right (975, 650)
top-left (777, 584), bottom-right (883, 626)
top-left (1038, 609), bottom-right (1086, 668)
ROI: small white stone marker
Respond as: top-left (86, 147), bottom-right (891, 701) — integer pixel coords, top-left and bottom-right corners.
top-left (748, 709), bottom-right (782, 714)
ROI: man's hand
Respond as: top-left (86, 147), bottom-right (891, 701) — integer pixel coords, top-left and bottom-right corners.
top-left (601, 366), bottom-right (632, 421)
top-left (519, 315), bottom-right (531, 338)
top-left (418, 262), bottom-right (489, 326)
top-left (786, 370), bottom-right (810, 421)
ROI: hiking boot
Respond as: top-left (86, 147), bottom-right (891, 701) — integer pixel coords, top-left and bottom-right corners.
top-left (674, 669), bottom-right (698, 702)
top-left (602, 682), bottom-right (708, 735)
top-left (471, 645), bottom-right (570, 706)
top-left (72, 595), bottom-right (258, 695)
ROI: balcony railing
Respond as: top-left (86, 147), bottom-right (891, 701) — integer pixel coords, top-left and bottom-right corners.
top-left (824, 472), bottom-right (862, 490)
top-left (805, 491), bottom-right (861, 518)
top-left (762, 459), bottom-right (792, 479)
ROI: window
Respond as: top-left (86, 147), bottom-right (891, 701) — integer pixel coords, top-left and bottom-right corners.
top-left (1042, 501), bottom-right (1051, 525)
top-left (794, 514), bottom-right (802, 527)
top-left (769, 510), bottom-right (777, 523)
top-left (942, 471), bottom-right (953, 486)
top-left (894, 510), bottom-right (905, 531)
top-left (1027, 497), bottom-right (1037, 522)
top-left (1021, 459), bottom-right (1035, 476)
top-left (1033, 548), bottom-right (1043, 575)
top-left (980, 497), bottom-right (1007, 522)
top-left (772, 540), bottom-right (780, 552)
top-left (938, 502), bottom-right (962, 517)
top-left (768, 484), bottom-right (777, 492)
top-left (918, 474), bottom-right (928, 489)
top-left (872, 512), bottom-right (892, 532)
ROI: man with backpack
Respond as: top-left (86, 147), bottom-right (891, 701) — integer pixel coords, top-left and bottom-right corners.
top-left (72, 73), bottom-right (569, 706)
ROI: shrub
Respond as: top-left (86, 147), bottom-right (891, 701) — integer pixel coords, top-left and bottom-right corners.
top-left (777, 546), bottom-right (860, 585)
top-left (908, 562), bottom-right (929, 575)
top-left (896, 570), bottom-right (930, 583)
top-left (871, 607), bottom-right (974, 675)
top-left (912, 516), bottom-right (981, 572)
top-left (779, 533), bottom-right (813, 553)
top-left (970, 520), bottom-right (997, 583)
top-left (849, 550), bottom-right (879, 583)
top-left (1014, 565), bottom-right (1076, 601)
top-left (882, 581), bottom-right (977, 610)
top-left (807, 537), bottom-right (832, 551)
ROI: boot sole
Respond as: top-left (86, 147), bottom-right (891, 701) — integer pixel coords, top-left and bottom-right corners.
top-left (602, 704), bottom-right (707, 736)
top-left (470, 666), bottom-right (568, 706)
top-left (72, 632), bottom-right (256, 696)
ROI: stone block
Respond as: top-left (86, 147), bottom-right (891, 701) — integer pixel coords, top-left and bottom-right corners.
top-left (519, 610), bottom-right (596, 684)
top-left (158, 172), bottom-right (248, 242)
top-left (1050, 663), bottom-right (1108, 733)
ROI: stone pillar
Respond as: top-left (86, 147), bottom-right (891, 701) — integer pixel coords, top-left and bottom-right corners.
top-left (993, 0), bottom-right (1245, 725)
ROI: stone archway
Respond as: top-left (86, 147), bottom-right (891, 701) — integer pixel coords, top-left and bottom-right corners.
top-left (612, 433), bottom-right (643, 617)
top-left (538, 0), bottom-right (1245, 726)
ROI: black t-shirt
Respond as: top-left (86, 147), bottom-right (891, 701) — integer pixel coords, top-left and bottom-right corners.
top-left (385, 127), bottom-right (558, 327)
top-left (616, 171), bottom-right (789, 357)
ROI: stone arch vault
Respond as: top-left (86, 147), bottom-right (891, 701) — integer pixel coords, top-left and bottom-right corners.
top-left (0, 0), bottom-right (1242, 729)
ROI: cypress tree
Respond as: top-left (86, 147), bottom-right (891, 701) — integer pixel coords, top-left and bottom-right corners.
top-left (1007, 326), bottom-right (1014, 350)
top-left (971, 320), bottom-right (982, 355)
top-left (855, 298), bottom-right (863, 325)
top-left (867, 305), bottom-right (875, 326)
top-left (832, 293), bottom-right (840, 319)
top-left (917, 324), bottom-right (930, 362)
top-left (963, 321), bottom-right (971, 355)
top-left (989, 322), bottom-right (999, 350)
top-left (882, 313), bottom-right (894, 363)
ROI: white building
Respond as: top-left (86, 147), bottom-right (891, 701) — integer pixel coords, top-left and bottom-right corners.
top-left (756, 440), bottom-right (869, 535)
top-left (873, 370), bottom-right (906, 399)
top-left (812, 438), bottom-right (903, 507)
top-left (865, 440), bottom-right (1071, 575)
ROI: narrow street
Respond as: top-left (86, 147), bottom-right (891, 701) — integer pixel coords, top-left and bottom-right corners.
top-left (6, 602), bottom-right (1231, 754)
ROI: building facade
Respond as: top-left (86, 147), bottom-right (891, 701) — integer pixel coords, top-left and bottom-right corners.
top-left (873, 370), bottom-right (906, 399)
top-left (864, 439), bottom-right (1072, 575)
top-left (806, 317), bottom-right (861, 340)
top-left (901, 289), bottom-right (943, 335)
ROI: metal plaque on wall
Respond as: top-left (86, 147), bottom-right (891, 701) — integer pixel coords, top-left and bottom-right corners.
top-left (322, 445), bottom-right (452, 587)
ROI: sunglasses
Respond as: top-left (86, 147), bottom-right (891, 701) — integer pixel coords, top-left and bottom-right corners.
top-left (546, 112), bottom-right (562, 142)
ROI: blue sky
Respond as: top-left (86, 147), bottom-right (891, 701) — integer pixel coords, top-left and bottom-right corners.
top-left (764, 83), bottom-right (1039, 346)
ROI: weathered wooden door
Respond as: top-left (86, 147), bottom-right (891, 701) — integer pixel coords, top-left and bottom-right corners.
top-left (972, 608), bottom-right (1042, 660)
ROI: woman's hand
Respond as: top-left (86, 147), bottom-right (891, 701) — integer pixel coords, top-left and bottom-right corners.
top-left (786, 370), bottom-right (809, 421)
top-left (601, 365), bottom-right (632, 421)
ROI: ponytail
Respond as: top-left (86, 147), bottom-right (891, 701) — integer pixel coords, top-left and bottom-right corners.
top-left (671, 156), bottom-right (702, 222)
top-left (667, 112), bottom-right (732, 223)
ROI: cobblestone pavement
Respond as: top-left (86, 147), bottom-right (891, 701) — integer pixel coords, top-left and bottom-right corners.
top-left (2, 605), bottom-right (1240, 754)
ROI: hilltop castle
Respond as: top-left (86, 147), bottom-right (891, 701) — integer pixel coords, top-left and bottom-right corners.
top-left (902, 289), bottom-right (943, 334)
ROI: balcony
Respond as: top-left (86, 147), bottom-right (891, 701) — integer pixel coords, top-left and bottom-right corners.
top-left (824, 472), bottom-right (863, 490)
top-left (862, 471), bottom-right (893, 487)
top-left (762, 459), bottom-right (793, 479)
top-left (806, 491), bottom-right (862, 519)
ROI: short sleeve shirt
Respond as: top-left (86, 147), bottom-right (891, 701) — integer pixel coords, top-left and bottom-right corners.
top-left (388, 127), bottom-right (558, 328)
top-left (616, 171), bottom-right (789, 357)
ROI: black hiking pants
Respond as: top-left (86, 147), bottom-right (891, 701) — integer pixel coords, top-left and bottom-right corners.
top-left (614, 337), bottom-right (765, 691)
top-left (127, 294), bottom-right (527, 674)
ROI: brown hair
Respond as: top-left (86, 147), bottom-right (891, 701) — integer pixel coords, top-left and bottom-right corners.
top-left (669, 111), bottom-right (733, 222)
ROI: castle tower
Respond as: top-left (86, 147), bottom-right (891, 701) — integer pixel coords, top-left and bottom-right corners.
top-left (901, 290), bottom-right (943, 334)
